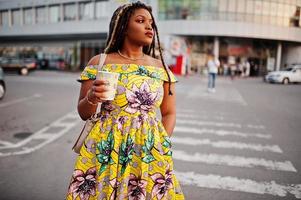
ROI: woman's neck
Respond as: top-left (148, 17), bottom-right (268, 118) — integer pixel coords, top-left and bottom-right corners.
top-left (119, 41), bottom-right (144, 59)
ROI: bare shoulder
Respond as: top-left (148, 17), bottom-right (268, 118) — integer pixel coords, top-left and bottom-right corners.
top-left (146, 55), bottom-right (164, 69)
top-left (87, 53), bottom-right (118, 65)
top-left (87, 55), bottom-right (100, 65)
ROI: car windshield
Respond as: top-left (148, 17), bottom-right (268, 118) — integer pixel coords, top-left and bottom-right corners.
top-left (281, 68), bottom-right (293, 71)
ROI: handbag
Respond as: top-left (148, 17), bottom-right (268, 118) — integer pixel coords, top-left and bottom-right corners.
top-left (72, 53), bottom-right (107, 154)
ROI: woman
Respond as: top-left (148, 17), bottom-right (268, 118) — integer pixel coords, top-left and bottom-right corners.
top-left (66, 2), bottom-right (185, 199)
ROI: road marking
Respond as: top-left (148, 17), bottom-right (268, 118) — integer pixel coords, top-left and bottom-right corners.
top-left (175, 171), bottom-right (301, 199)
top-left (0, 111), bottom-right (80, 156)
top-left (172, 136), bottom-right (282, 153)
top-left (0, 140), bottom-right (14, 147)
top-left (175, 126), bottom-right (271, 139)
top-left (173, 150), bottom-right (297, 172)
top-left (247, 124), bottom-right (265, 129)
top-left (177, 109), bottom-right (198, 114)
top-left (0, 94), bottom-right (42, 108)
top-left (177, 113), bottom-right (225, 120)
top-left (187, 85), bottom-right (248, 106)
top-left (177, 119), bottom-right (266, 129)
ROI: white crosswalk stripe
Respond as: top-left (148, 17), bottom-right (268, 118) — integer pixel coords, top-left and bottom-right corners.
top-left (175, 126), bottom-right (271, 139)
top-left (171, 136), bottom-right (282, 153)
top-left (173, 150), bottom-right (297, 172)
top-left (175, 171), bottom-right (301, 199)
top-left (173, 109), bottom-right (301, 198)
top-left (0, 111), bottom-right (80, 156)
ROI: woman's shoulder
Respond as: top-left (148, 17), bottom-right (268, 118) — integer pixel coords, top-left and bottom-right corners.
top-left (144, 55), bottom-right (164, 69)
top-left (87, 54), bottom-right (101, 65)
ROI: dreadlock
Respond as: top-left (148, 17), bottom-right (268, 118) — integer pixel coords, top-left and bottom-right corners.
top-left (104, 1), bottom-right (173, 95)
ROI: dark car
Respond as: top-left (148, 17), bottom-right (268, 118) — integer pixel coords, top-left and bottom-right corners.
top-left (0, 67), bottom-right (6, 100)
top-left (0, 57), bottom-right (37, 75)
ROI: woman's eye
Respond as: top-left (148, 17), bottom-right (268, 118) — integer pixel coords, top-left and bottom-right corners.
top-left (137, 19), bottom-right (144, 23)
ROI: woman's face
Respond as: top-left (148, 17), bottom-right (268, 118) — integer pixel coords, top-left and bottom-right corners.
top-left (125, 8), bottom-right (154, 46)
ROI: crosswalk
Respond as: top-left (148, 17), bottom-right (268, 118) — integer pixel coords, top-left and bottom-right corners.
top-left (173, 109), bottom-right (301, 199)
top-left (0, 111), bottom-right (81, 156)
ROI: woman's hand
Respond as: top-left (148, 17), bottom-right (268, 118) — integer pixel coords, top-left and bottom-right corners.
top-left (87, 79), bottom-right (110, 104)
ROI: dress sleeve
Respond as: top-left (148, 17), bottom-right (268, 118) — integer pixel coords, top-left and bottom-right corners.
top-left (161, 68), bottom-right (178, 83)
top-left (77, 65), bottom-right (98, 82)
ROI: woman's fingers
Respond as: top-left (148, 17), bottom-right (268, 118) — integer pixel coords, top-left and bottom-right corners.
top-left (93, 79), bottom-right (109, 86)
top-left (92, 85), bottom-right (109, 93)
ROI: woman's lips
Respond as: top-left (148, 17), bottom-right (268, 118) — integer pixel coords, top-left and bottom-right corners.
top-left (145, 31), bottom-right (153, 38)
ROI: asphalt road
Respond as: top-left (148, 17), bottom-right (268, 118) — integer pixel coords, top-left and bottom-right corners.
top-left (0, 70), bottom-right (300, 200)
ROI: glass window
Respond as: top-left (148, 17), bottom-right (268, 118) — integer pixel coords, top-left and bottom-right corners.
top-left (49, 5), bottom-right (60, 23)
top-left (64, 3), bottom-right (77, 21)
top-left (254, 1), bottom-right (263, 15)
top-left (36, 7), bottom-right (46, 24)
top-left (237, 0), bottom-right (246, 13)
top-left (219, 0), bottom-right (228, 12)
top-left (79, 1), bottom-right (93, 20)
top-left (96, 1), bottom-right (108, 18)
top-left (228, 0), bottom-right (237, 12)
top-left (210, 0), bottom-right (218, 11)
top-left (277, 3), bottom-right (284, 17)
top-left (262, 1), bottom-right (270, 16)
top-left (246, 0), bottom-right (254, 14)
top-left (12, 9), bottom-right (21, 26)
top-left (24, 8), bottom-right (33, 25)
top-left (0, 11), bottom-right (9, 27)
top-left (270, 2), bottom-right (278, 16)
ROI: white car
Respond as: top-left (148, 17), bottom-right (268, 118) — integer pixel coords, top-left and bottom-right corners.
top-left (265, 65), bottom-right (301, 84)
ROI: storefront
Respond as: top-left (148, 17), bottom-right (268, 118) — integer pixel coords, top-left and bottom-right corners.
top-left (0, 39), bottom-right (107, 71)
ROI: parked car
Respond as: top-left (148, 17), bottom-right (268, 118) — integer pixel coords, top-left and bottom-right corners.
top-left (264, 65), bottom-right (301, 84)
top-left (0, 67), bottom-right (6, 100)
top-left (38, 58), bottom-right (66, 70)
top-left (0, 57), bottom-right (37, 75)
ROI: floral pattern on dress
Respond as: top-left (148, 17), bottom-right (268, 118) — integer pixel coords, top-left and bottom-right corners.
top-left (68, 167), bottom-right (97, 200)
top-left (128, 173), bottom-right (147, 200)
top-left (151, 169), bottom-right (174, 200)
top-left (68, 63), bottom-right (184, 200)
top-left (96, 131), bottom-right (115, 174)
top-left (125, 81), bottom-right (158, 114)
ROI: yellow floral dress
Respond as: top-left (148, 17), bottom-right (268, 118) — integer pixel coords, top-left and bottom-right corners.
top-left (66, 64), bottom-right (185, 200)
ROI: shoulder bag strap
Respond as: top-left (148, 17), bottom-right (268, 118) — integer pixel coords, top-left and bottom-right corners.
top-left (92, 53), bottom-right (107, 118)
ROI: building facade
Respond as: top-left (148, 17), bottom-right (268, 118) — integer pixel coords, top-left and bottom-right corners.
top-left (0, 0), bottom-right (301, 75)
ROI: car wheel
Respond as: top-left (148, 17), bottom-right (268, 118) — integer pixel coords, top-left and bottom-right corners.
top-left (19, 67), bottom-right (29, 76)
top-left (282, 78), bottom-right (289, 85)
top-left (0, 82), bottom-right (5, 100)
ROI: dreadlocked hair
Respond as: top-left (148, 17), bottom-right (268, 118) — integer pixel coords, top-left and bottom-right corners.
top-left (104, 1), bottom-right (174, 96)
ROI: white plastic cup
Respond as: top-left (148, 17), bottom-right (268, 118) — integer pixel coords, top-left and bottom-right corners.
top-left (97, 71), bottom-right (119, 100)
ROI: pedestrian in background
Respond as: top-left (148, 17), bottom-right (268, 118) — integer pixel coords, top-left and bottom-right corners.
top-left (207, 52), bottom-right (220, 93)
top-left (66, 1), bottom-right (185, 200)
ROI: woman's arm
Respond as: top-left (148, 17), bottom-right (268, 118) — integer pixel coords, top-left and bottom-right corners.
top-left (160, 82), bottom-right (176, 137)
top-left (77, 55), bottom-right (109, 120)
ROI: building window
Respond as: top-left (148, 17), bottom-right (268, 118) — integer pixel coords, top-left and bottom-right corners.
top-left (228, 0), bottom-right (237, 13)
top-left (49, 5), bottom-right (60, 23)
top-left (79, 1), bottom-right (93, 20)
top-left (24, 8), bottom-right (33, 25)
top-left (64, 3), bottom-right (77, 21)
top-left (12, 9), bottom-right (21, 26)
top-left (0, 11), bottom-right (9, 27)
top-left (95, 1), bottom-right (108, 18)
top-left (237, 0), bottom-right (246, 13)
top-left (36, 6), bottom-right (47, 24)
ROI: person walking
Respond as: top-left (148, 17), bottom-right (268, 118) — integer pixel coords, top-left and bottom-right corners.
top-left (66, 1), bottom-right (185, 200)
top-left (207, 52), bottom-right (220, 93)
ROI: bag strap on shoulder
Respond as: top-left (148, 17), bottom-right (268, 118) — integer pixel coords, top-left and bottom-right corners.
top-left (97, 53), bottom-right (107, 70)
top-left (93, 53), bottom-right (107, 118)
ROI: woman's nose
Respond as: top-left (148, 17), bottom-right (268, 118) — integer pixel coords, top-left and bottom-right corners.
top-left (146, 25), bottom-right (152, 30)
